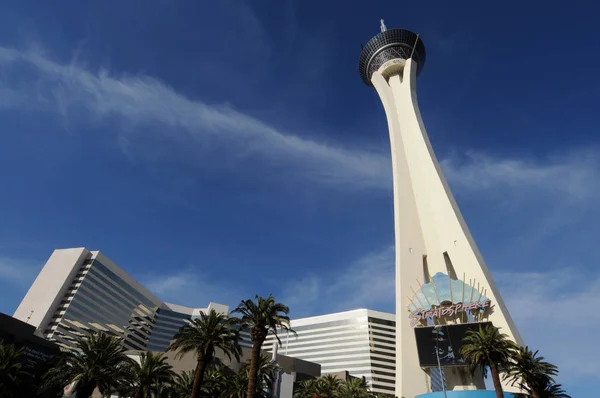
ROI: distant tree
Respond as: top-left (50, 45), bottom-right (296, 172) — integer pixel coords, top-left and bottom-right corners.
top-left (233, 295), bottom-right (292, 398)
top-left (168, 309), bottom-right (241, 398)
top-left (460, 325), bottom-right (517, 398)
top-left (338, 377), bottom-right (370, 398)
top-left (294, 375), bottom-right (373, 398)
top-left (316, 374), bottom-right (342, 398)
top-left (293, 379), bottom-right (319, 398)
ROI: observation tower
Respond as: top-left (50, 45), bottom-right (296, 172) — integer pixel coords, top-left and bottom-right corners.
top-left (359, 21), bottom-right (523, 397)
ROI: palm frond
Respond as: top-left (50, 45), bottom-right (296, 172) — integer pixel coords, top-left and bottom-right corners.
top-left (460, 324), bottom-right (517, 377)
top-left (168, 309), bottom-right (241, 363)
top-left (232, 294), bottom-right (293, 344)
top-left (0, 343), bottom-right (28, 398)
top-left (41, 332), bottom-right (132, 397)
top-left (505, 346), bottom-right (559, 395)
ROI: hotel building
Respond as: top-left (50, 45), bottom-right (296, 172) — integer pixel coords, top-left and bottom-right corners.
top-left (249, 309), bottom-right (397, 396)
top-left (13, 248), bottom-right (227, 351)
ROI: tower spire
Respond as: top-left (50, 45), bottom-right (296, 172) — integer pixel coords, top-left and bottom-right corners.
top-left (380, 19), bottom-right (387, 32)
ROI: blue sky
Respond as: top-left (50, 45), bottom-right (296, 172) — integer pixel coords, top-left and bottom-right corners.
top-left (0, 0), bottom-right (598, 395)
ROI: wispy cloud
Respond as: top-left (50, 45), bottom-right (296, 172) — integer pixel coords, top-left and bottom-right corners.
top-left (141, 268), bottom-right (252, 310)
top-left (145, 273), bottom-right (190, 296)
top-left (0, 256), bottom-right (41, 314)
top-left (140, 246), bottom-right (396, 319)
top-left (441, 150), bottom-right (600, 252)
top-left (0, 46), bottom-right (390, 190)
top-left (280, 246), bottom-right (395, 318)
top-left (441, 150), bottom-right (600, 201)
top-left (2, 45), bottom-right (600, 199)
top-left (497, 269), bottom-right (600, 382)
top-left (0, 256), bottom-right (39, 284)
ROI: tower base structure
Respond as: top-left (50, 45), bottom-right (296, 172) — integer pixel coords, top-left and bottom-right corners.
top-left (358, 27), bottom-right (523, 398)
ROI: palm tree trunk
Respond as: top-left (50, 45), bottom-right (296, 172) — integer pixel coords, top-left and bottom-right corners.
top-left (246, 337), bottom-right (265, 398)
top-left (532, 391), bottom-right (540, 398)
top-left (135, 387), bottom-right (143, 398)
top-left (489, 363), bottom-right (504, 398)
top-left (191, 349), bottom-right (213, 398)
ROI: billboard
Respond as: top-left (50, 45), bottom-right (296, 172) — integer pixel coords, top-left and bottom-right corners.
top-left (0, 313), bottom-right (59, 374)
top-left (414, 322), bottom-right (492, 367)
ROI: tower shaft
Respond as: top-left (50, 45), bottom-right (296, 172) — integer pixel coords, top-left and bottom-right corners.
top-left (372, 59), bottom-right (524, 397)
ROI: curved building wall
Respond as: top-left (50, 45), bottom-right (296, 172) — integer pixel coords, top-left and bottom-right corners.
top-left (147, 307), bottom-right (191, 351)
top-left (13, 248), bottom-right (228, 351)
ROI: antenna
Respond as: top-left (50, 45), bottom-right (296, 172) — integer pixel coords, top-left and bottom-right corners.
top-left (410, 33), bottom-right (420, 59)
top-left (380, 19), bottom-right (387, 32)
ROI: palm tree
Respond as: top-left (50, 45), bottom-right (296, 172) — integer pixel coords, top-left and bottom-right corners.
top-left (506, 346), bottom-right (558, 398)
top-left (168, 309), bottom-right (241, 398)
top-left (226, 355), bottom-right (277, 398)
top-left (225, 371), bottom-right (250, 398)
top-left (35, 353), bottom-right (73, 398)
top-left (316, 374), bottom-right (342, 398)
top-left (172, 370), bottom-right (195, 398)
top-left (539, 381), bottom-right (570, 398)
top-left (42, 332), bottom-right (133, 398)
top-left (339, 377), bottom-right (370, 398)
top-left (460, 325), bottom-right (517, 398)
top-left (293, 379), bottom-right (319, 398)
top-left (233, 295), bottom-right (292, 398)
top-left (127, 351), bottom-right (176, 398)
top-left (240, 354), bottom-right (277, 396)
top-left (152, 383), bottom-right (178, 398)
top-left (0, 343), bottom-right (27, 398)
top-left (295, 375), bottom-right (366, 398)
top-left (202, 362), bottom-right (231, 397)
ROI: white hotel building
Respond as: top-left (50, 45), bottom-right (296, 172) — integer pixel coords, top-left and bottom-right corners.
top-left (13, 248), bottom-right (228, 351)
top-left (249, 309), bottom-right (397, 396)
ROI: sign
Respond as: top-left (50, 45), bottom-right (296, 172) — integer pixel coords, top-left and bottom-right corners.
top-left (380, 58), bottom-right (406, 72)
top-left (409, 300), bottom-right (491, 327)
top-left (414, 322), bottom-right (493, 367)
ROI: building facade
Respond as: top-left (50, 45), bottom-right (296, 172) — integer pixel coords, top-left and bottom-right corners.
top-left (13, 248), bottom-right (227, 351)
top-left (248, 309), bottom-right (397, 396)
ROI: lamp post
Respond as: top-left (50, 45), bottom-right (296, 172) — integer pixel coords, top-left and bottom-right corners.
top-left (433, 325), bottom-right (448, 398)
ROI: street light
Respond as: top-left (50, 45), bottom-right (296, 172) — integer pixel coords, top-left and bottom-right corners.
top-left (432, 325), bottom-right (448, 398)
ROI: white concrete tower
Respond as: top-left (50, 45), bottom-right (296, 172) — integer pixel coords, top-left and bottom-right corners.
top-left (358, 24), bottom-right (524, 397)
